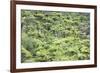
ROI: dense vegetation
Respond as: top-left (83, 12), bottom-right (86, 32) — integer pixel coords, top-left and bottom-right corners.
top-left (21, 10), bottom-right (90, 63)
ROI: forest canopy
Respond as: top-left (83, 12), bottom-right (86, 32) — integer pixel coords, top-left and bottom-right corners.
top-left (21, 9), bottom-right (90, 63)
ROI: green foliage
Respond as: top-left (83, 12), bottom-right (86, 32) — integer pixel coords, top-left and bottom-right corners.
top-left (21, 46), bottom-right (32, 63)
top-left (21, 10), bottom-right (90, 63)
